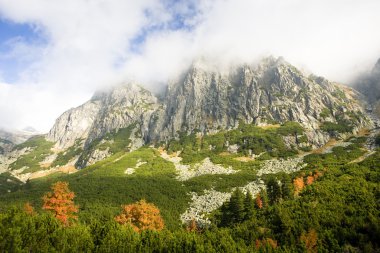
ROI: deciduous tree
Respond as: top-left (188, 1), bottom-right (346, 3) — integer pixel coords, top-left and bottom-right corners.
top-left (23, 202), bottom-right (35, 216)
top-left (115, 199), bottom-right (164, 232)
top-left (42, 181), bottom-right (78, 225)
top-left (300, 229), bottom-right (318, 253)
top-left (293, 177), bottom-right (305, 196)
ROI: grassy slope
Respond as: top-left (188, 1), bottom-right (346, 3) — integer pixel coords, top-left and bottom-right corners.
top-left (9, 136), bottom-right (54, 173)
top-left (0, 123), bottom-right (373, 231)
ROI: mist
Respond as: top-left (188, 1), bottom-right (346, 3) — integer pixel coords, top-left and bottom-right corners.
top-left (0, 0), bottom-right (380, 132)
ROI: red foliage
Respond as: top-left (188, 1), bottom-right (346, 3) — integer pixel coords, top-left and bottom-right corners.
top-left (42, 181), bottom-right (78, 225)
top-left (300, 229), bottom-right (318, 253)
top-left (187, 219), bottom-right (199, 232)
top-left (24, 202), bottom-right (35, 216)
top-left (306, 176), bottom-right (314, 185)
top-left (255, 193), bottom-right (263, 209)
top-left (115, 199), bottom-right (164, 232)
top-left (255, 238), bottom-right (278, 249)
top-left (293, 177), bottom-right (305, 196)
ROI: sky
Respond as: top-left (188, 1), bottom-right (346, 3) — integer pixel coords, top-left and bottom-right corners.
top-left (0, 0), bottom-right (380, 132)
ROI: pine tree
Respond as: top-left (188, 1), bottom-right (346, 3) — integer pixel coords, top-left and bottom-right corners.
top-left (229, 189), bottom-right (246, 223)
top-left (266, 177), bottom-right (281, 204)
top-left (281, 175), bottom-right (293, 200)
top-left (244, 191), bottom-right (255, 220)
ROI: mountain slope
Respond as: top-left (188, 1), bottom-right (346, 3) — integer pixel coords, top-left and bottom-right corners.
top-left (150, 57), bottom-right (367, 144)
top-left (0, 56), bottom-right (371, 176)
top-left (354, 58), bottom-right (380, 116)
top-left (45, 57), bottom-right (369, 168)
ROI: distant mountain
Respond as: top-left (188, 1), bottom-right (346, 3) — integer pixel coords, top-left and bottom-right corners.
top-left (0, 128), bottom-right (37, 145)
top-left (45, 56), bottom-right (369, 168)
top-left (354, 58), bottom-right (380, 114)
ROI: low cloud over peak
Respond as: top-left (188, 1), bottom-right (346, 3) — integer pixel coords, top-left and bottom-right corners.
top-left (0, 0), bottom-right (380, 132)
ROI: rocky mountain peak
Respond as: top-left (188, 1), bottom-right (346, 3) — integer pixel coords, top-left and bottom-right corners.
top-left (45, 56), bottom-right (369, 168)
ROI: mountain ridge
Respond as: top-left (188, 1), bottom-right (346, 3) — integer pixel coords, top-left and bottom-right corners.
top-left (43, 56), bottom-right (370, 169)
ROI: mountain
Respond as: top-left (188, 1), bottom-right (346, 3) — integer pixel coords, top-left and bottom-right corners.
top-left (354, 58), bottom-right (380, 114)
top-left (0, 128), bottom-right (38, 145)
top-left (45, 57), bottom-right (368, 168)
top-left (0, 57), bottom-right (379, 252)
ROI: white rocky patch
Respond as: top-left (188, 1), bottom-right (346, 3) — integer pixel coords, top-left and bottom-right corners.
top-left (87, 148), bottom-right (110, 166)
top-left (322, 141), bottom-right (352, 154)
top-left (181, 156), bottom-right (308, 227)
top-left (240, 179), bottom-right (266, 196)
top-left (159, 150), bottom-right (237, 181)
top-left (180, 189), bottom-right (231, 226)
top-left (124, 159), bottom-right (147, 175)
top-left (257, 157), bottom-right (306, 176)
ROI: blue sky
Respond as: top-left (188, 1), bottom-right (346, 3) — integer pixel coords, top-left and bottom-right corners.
top-left (0, 0), bottom-right (379, 132)
top-left (0, 20), bottom-right (41, 82)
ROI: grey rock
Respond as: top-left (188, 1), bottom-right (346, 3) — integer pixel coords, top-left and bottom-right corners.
top-left (46, 57), bottom-right (370, 168)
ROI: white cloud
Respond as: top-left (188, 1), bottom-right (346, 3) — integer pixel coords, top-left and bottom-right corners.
top-left (0, 0), bottom-right (379, 132)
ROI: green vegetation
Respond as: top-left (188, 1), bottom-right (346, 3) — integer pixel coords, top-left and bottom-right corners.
top-left (320, 119), bottom-right (354, 134)
top-left (1, 147), bottom-right (378, 252)
top-left (167, 121), bottom-right (304, 164)
top-left (332, 88), bottom-right (347, 100)
top-left (0, 172), bottom-right (23, 194)
top-left (319, 108), bottom-right (331, 119)
top-left (96, 125), bottom-right (135, 153)
top-left (0, 121), bottom-right (378, 252)
top-left (9, 136), bottom-right (54, 174)
top-left (76, 125), bottom-right (134, 168)
top-left (52, 140), bottom-right (83, 167)
top-left (1, 148), bottom-right (191, 230)
top-left (376, 134), bottom-right (380, 145)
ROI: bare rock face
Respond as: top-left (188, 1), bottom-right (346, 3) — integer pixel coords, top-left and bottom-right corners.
top-left (150, 57), bottom-right (367, 146)
top-left (46, 57), bottom-right (370, 168)
top-left (84, 83), bottom-right (159, 146)
top-left (47, 100), bottom-right (101, 150)
top-left (47, 83), bottom-right (159, 151)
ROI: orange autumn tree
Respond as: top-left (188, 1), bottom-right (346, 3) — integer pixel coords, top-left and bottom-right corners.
top-left (300, 229), bottom-right (318, 253)
top-left (293, 177), bottom-right (305, 196)
top-left (255, 238), bottom-right (278, 250)
top-left (255, 193), bottom-right (263, 209)
top-left (24, 202), bottom-right (35, 216)
top-left (42, 181), bottom-right (78, 225)
top-left (187, 219), bottom-right (199, 232)
top-left (306, 175), bottom-right (315, 185)
top-left (115, 199), bottom-right (164, 232)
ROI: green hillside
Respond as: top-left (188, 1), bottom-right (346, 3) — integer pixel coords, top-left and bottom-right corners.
top-left (0, 124), bottom-right (379, 252)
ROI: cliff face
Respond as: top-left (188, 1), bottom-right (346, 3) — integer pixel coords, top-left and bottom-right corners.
top-left (147, 57), bottom-right (367, 148)
top-left (46, 57), bottom-right (369, 167)
top-left (354, 58), bottom-right (380, 116)
top-left (47, 84), bottom-right (159, 150)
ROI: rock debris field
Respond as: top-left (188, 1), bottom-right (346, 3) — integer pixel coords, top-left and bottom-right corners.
top-left (158, 149), bottom-right (307, 226)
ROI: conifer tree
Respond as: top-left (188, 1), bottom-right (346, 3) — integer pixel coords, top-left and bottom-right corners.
top-left (243, 191), bottom-right (255, 220)
top-left (229, 188), bottom-right (246, 223)
top-left (266, 177), bottom-right (281, 204)
top-left (281, 175), bottom-right (293, 200)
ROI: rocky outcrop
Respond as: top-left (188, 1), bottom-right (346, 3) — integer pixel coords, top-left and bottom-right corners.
top-left (159, 150), bottom-right (237, 181)
top-left (354, 58), bottom-right (380, 106)
top-left (46, 57), bottom-right (370, 168)
top-left (149, 57), bottom-right (368, 146)
top-left (353, 58), bottom-right (380, 118)
top-left (47, 100), bottom-right (101, 150)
